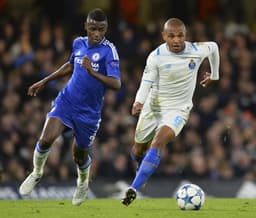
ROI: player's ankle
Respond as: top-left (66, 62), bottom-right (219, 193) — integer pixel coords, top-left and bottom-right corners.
top-left (32, 170), bottom-right (43, 178)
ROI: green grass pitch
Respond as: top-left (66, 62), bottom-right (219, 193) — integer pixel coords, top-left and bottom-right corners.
top-left (0, 198), bottom-right (255, 218)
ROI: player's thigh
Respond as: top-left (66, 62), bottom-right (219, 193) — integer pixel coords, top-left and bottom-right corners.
top-left (133, 141), bottom-right (152, 156)
top-left (158, 109), bottom-right (188, 137)
top-left (151, 125), bottom-right (176, 149)
top-left (135, 109), bottom-right (157, 144)
top-left (39, 117), bottom-right (67, 144)
top-left (73, 118), bottom-right (99, 150)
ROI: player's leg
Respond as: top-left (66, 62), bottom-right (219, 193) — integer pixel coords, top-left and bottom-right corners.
top-left (122, 111), bottom-right (188, 206)
top-left (122, 110), bottom-right (189, 206)
top-left (122, 107), bottom-right (157, 206)
top-left (130, 106), bottom-right (156, 170)
top-left (34, 117), bottom-right (67, 176)
top-left (72, 143), bottom-right (91, 206)
top-left (19, 117), bottom-right (66, 195)
top-left (122, 126), bottom-right (175, 206)
top-left (130, 141), bottom-right (151, 170)
top-left (131, 125), bottom-right (175, 191)
top-left (71, 118), bottom-right (98, 206)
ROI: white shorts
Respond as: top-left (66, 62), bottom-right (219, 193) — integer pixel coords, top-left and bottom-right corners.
top-left (135, 107), bottom-right (190, 144)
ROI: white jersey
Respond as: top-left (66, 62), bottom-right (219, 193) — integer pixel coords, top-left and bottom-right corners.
top-left (135, 41), bottom-right (220, 111)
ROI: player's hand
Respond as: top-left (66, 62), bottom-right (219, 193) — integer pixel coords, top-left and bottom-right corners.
top-left (27, 80), bottom-right (46, 96)
top-left (200, 72), bottom-right (217, 87)
top-left (132, 102), bottom-right (143, 116)
top-left (81, 56), bottom-right (93, 72)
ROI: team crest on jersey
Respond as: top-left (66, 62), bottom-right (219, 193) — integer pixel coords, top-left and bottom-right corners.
top-left (92, 52), bottom-right (100, 61)
top-left (188, 59), bottom-right (196, 69)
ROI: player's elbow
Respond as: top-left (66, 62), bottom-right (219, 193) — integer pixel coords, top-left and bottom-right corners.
top-left (209, 41), bottom-right (219, 52)
top-left (111, 79), bottom-right (121, 90)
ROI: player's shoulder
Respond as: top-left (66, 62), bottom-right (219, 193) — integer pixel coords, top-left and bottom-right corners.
top-left (191, 41), bottom-right (218, 50)
top-left (148, 43), bottom-right (166, 58)
top-left (102, 38), bottom-right (117, 49)
top-left (101, 38), bottom-right (119, 59)
top-left (72, 36), bottom-right (87, 48)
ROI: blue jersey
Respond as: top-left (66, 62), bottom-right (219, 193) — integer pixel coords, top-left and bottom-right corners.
top-left (59, 36), bottom-right (120, 117)
top-left (48, 36), bottom-right (121, 148)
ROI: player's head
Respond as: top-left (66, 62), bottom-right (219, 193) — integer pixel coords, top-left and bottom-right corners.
top-left (85, 8), bottom-right (108, 45)
top-left (162, 18), bottom-right (186, 53)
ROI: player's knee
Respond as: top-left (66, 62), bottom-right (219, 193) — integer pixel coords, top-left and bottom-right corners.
top-left (72, 144), bottom-right (90, 166)
top-left (132, 144), bottom-right (145, 157)
top-left (74, 157), bottom-right (85, 166)
top-left (151, 138), bottom-right (165, 149)
top-left (73, 154), bottom-right (88, 166)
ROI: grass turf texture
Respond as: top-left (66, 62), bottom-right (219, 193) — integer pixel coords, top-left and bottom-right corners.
top-left (0, 198), bottom-right (255, 218)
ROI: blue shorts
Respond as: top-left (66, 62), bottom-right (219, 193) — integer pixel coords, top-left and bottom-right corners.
top-left (47, 97), bottom-right (100, 149)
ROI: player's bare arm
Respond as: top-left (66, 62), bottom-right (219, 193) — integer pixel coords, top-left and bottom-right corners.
top-left (28, 62), bottom-right (73, 96)
top-left (81, 56), bottom-right (121, 90)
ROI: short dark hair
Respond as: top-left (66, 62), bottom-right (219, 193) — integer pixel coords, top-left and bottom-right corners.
top-left (87, 8), bottom-right (107, 22)
top-left (163, 18), bottom-right (186, 32)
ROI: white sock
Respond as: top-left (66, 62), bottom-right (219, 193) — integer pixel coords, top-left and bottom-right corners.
top-left (32, 149), bottom-right (50, 177)
top-left (77, 165), bottom-right (90, 185)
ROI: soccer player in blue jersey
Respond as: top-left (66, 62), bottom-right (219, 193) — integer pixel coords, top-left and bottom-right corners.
top-left (19, 8), bottom-right (121, 206)
top-left (121, 18), bottom-right (220, 206)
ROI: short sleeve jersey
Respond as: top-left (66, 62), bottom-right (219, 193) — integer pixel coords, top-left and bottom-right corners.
top-left (57, 36), bottom-right (121, 119)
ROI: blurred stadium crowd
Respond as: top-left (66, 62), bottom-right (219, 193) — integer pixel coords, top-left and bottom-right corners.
top-left (0, 0), bottom-right (256, 184)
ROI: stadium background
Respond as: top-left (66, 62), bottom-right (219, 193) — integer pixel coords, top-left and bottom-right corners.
top-left (0, 0), bottom-right (256, 199)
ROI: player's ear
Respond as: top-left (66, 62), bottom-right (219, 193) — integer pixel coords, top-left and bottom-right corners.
top-left (161, 31), bottom-right (167, 41)
top-left (84, 22), bottom-right (87, 31)
top-left (104, 23), bottom-right (108, 31)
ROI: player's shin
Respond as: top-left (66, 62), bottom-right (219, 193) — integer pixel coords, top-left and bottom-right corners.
top-left (130, 151), bottom-right (144, 169)
top-left (32, 142), bottom-right (50, 177)
top-left (131, 147), bottom-right (160, 191)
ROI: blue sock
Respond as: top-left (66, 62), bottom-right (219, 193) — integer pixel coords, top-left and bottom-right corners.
top-left (78, 155), bottom-right (92, 170)
top-left (131, 148), bottom-right (160, 191)
top-left (36, 142), bottom-right (50, 153)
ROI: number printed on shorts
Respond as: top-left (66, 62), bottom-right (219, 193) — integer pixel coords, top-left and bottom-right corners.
top-left (173, 116), bottom-right (183, 128)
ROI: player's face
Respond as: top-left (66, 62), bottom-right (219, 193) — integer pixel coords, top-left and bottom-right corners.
top-left (85, 21), bottom-right (107, 45)
top-left (162, 25), bottom-right (186, 53)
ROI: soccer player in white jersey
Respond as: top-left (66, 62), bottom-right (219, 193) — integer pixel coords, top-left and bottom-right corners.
top-left (121, 18), bottom-right (220, 206)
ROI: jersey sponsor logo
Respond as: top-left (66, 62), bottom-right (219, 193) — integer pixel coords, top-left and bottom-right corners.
top-left (188, 59), bottom-right (196, 70)
top-left (92, 52), bottom-right (100, 61)
top-left (75, 57), bottom-right (99, 71)
top-left (91, 62), bottom-right (99, 71)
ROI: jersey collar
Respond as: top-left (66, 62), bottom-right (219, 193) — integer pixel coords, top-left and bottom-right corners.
top-left (85, 37), bottom-right (106, 48)
top-left (166, 41), bottom-right (187, 55)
